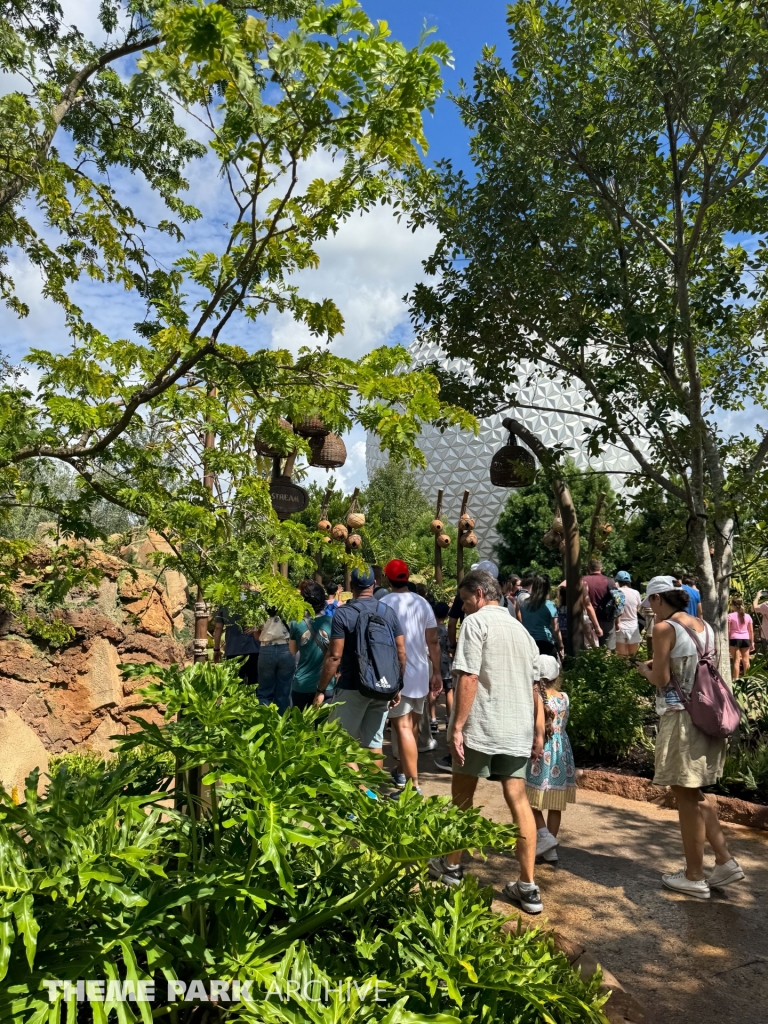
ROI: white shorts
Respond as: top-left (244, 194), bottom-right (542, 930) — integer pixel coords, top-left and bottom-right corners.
top-left (615, 627), bottom-right (641, 644)
top-left (388, 694), bottom-right (425, 719)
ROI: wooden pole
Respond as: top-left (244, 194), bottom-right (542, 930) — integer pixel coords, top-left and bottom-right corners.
top-left (434, 488), bottom-right (444, 585)
top-left (457, 489), bottom-right (470, 585)
top-left (502, 419), bottom-right (583, 654)
top-left (316, 485), bottom-right (333, 583)
top-left (194, 409), bottom-right (217, 664)
top-left (344, 486), bottom-right (360, 593)
top-left (587, 491), bottom-right (606, 559)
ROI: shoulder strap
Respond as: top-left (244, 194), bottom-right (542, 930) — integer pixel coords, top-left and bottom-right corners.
top-left (675, 620), bottom-right (712, 658)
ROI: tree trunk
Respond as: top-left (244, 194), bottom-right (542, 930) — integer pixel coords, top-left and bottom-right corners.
top-left (690, 514), bottom-right (731, 680)
top-left (555, 480), bottom-right (583, 655)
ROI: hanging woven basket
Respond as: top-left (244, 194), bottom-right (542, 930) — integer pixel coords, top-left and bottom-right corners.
top-left (292, 415), bottom-right (329, 438)
top-left (436, 533), bottom-right (451, 548)
top-left (459, 531), bottom-right (478, 548)
top-left (331, 524), bottom-right (348, 542)
top-left (459, 513), bottom-right (475, 533)
top-left (347, 533), bottom-right (363, 551)
top-left (317, 518), bottom-right (332, 533)
top-left (490, 438), bottom-right (536, 488)
top-left (254, 418), bottom-right (293, 458)
top-left (430, 518), bottom-right (444, 536)
top-left (347, 511), bottom-right (366, 530)
top-left (309, 432), bottom-right (347, 469)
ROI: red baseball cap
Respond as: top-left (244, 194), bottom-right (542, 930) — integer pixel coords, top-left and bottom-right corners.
top-left (384, 558), bottom-right (409, 583)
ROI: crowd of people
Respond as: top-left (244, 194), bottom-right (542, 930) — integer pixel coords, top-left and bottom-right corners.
top-left (214, 556), bottom-right (756, 912)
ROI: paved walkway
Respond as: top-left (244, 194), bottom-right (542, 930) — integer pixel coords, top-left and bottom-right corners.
top-left (411, 746), bottom-right (768, 1024)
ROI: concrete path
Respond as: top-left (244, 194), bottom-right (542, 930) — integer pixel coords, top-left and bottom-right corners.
top-left (412, 748), bottom-right (768, 1024)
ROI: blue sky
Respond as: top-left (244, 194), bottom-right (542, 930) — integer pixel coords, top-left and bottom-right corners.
top-left (1, 1), bottom-right (513, 490)
top-left (365, 1), bottom-right (510, 171)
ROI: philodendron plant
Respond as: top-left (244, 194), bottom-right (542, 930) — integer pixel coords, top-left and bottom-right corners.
top-left (0, 661), bottom-right (609, 1024)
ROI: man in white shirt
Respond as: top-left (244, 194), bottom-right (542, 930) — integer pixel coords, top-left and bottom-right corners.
top-left (428, 569), bottom-right (545, 915)
top-left (614, 570), bottom-right (642, 657)
top-left (380, 559), bottom-right (442, 794)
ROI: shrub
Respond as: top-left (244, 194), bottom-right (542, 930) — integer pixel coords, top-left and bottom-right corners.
top-left (562, 648), bottom-right (653, 759)
top-left (718, 742), bottom-right (768, 801)
top-left (733, 671), bottom-right (768, 740)
top-left (0, 661), bottom-right (610, 1024)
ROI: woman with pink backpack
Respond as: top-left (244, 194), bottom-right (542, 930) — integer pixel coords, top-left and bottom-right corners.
top-left (635, 576), bottom-right (744, 899)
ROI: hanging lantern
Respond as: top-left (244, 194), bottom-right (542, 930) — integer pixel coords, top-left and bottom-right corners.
top-left (347, 533), bottom-right (363, 551)
top-left (309, 432), bottom-right (347, 469)
top-left (436, 533), bottom-right (451, 548)
top-left (490, 422), bottom-right (536, 487)
top-left (292, 415), bottom-right (329, 438)
top-left (254, 418), bottom-right (293, 457)
top-left (459, 531), bottom-right (478, 548)
top-left (331, 524), bottom-right (348, 542)
top-left (430, 518), bottom-right (444, 536)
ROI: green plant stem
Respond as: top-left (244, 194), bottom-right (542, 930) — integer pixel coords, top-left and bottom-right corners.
top-left (257, 862), bottom-right (403, 958)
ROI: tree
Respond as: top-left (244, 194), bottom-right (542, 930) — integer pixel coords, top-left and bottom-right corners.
top-left (408, 0), bottom-right (768, 668)
top-left (495, 462), bottom-right (625, 582)
top-left (0, 0), bottom-right (474, 630)
top-left (362, 460), bottom-right (432, 545)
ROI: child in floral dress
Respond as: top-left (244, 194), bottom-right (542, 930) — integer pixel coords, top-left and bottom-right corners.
top-left (526, 655), bottom-right (577, 864)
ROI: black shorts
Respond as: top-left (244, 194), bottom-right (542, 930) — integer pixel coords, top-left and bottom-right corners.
top-left (535, 638), bottom-right (557, 657)
top-left (729, 639), bottom-right (750, 649)
top-left (441, 676), bottom-right (454, 692)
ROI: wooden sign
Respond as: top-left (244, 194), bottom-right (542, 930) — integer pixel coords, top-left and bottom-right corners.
top-left (270, 476), bottom-right (309, 519)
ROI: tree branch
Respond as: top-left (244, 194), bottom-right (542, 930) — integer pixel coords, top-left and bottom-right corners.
top-left (0, 33), bottom-right (161, 214)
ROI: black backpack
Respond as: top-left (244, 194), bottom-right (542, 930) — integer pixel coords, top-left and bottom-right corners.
top-left (596, 578), bottom-right (619, 621)
top-left (348, 600), bottom-right (402, 701)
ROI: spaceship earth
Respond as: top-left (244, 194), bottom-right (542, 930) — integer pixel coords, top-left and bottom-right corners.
top-left (366, 341), bottom-right (639, 556)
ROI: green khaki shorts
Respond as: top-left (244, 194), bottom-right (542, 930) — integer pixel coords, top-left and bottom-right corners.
top-left (453, 746), bottom-right (529, 780)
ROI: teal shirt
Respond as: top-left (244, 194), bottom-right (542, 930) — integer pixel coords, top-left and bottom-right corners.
top-left (290, 614), bottom-right (333, 692)
top-left (521, 600), bottom-right (557, 643)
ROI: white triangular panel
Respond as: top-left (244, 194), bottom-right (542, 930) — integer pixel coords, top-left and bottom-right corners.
top-left (366, 342), bottom-right (639, 554)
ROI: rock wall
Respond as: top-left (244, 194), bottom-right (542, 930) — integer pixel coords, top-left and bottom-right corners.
top-left (0, 530), bottom-right (190, 795)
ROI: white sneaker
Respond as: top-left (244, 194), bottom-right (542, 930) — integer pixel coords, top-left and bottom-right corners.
top-left (662, 869), bottom-right (710, 899)
top-left (535, 830), bottom-right (558, 857)
top-left (418, 737), bottom-right (438, 752)
top-left (707, 858), bottom-right (745, 888)
top-left (541, 846), bottom-right (558, 863)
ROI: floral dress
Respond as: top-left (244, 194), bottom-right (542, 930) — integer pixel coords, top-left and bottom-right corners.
top-left (525, 692), bottom-right (577, 810)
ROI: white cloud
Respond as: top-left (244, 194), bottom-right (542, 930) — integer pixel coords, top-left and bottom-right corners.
top-left (268, 205), bottom-right (439, 360)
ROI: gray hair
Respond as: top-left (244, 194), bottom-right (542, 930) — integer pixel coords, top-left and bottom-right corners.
top-left (460, 570), bottom-right (502, 603)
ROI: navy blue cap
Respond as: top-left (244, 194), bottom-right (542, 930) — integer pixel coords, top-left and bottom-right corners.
top-left (350, 565), bottom-right (376, 588)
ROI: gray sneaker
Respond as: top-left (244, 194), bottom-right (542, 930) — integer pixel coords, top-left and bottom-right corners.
top-left (428, 856), bottom-right (464, 887)
top-left (390, 769), bottom-right (406, 789)
top-left (503, 880), bottom-right (543, 914)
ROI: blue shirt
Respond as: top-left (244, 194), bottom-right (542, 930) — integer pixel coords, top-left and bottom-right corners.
top-left (331, 598), bottom-right (404, 690)
top-left (521, 600), bottom-right (558, 643)
top-left (682, 585), bottom-right (701, 617)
